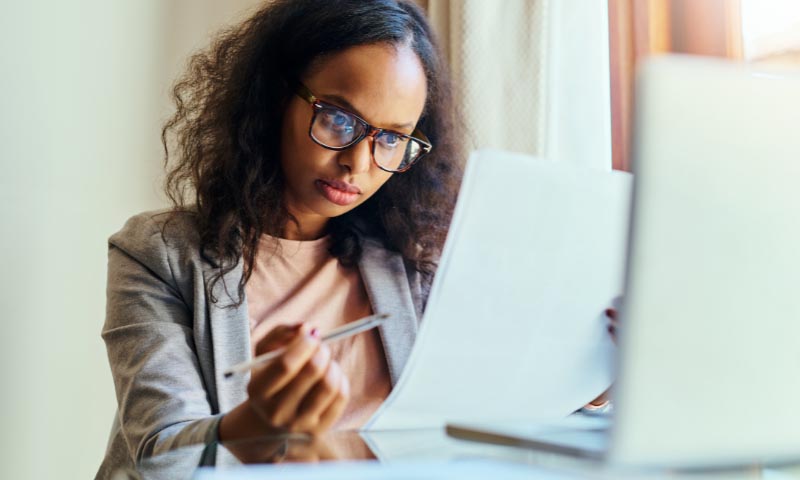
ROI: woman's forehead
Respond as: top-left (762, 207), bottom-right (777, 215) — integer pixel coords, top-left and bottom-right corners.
top-left (303, 43), bottom-right (428, 127)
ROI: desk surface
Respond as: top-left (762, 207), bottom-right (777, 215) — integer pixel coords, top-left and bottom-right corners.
top-left (126, 428), bottom-right (800, 480)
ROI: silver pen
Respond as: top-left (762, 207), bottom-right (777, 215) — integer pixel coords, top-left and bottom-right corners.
top-left (223, 313), bottom-right (389, 379)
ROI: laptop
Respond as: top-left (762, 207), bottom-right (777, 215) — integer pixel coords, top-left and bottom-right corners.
top-left (447, 55), bottom-right (800, 469)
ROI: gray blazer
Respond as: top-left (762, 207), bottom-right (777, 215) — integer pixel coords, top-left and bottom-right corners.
top-left (97, 210), bottom-right (427, 477)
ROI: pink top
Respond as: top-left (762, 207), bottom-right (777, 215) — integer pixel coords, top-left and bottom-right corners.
top-left (245, 234), bottom-right (392, 430)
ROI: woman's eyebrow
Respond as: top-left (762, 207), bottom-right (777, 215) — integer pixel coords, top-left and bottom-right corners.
top-left (320, 93), bottom-right (415, 131)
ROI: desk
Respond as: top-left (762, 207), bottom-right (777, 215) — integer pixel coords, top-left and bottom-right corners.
top-left (121, 428), bottom-right (800, 479)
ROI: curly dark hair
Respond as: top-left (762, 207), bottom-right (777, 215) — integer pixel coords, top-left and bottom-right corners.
top-left (162, 0), bottom-right (464, 305)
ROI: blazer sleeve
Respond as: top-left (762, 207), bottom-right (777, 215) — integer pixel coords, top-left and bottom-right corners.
top-left (101, 213), bottom-right (222, 463)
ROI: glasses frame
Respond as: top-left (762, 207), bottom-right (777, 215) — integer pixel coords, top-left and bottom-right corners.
top-left (295, 83), bottom-right (432, 173)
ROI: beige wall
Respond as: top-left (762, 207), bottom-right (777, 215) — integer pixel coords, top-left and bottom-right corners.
top-left (0, 1), bottom-right (262, 477)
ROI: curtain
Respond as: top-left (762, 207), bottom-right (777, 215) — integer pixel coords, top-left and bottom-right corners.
top-left (425, 0), bottom-right (612, 170)
top-left (427, 0), bottom-right (550, 157)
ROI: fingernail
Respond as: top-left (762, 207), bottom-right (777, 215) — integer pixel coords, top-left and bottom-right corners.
top-left (605, 308), bottom-right (616, 319)
top-left (608, 325), bottom-right (616, 335)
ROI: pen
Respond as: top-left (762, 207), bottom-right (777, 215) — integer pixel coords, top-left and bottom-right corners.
top-left (223, 313), bottom-right (390, 379)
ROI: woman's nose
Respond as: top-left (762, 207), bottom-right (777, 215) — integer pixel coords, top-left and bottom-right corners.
top-left (337, 137), bottom-right (373, 174)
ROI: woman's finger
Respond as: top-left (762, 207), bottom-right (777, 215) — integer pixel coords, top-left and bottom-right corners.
top-left (254, 323), bottom-right (303, 355)
top-left (267, 344), bottom-right (333, 429)
top-left (605, 295), bottom-right (624, 325)
top-left (604, 306), bottom-right (619, 343)
top-left (310, 366), bottom-right (350, 434)
top-left (292, 360), bottom-right (345, 431)
top-left (247, 325), bottom-right (320, 401)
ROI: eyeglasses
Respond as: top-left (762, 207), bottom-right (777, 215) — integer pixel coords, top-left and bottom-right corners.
top-left (295, 83), bottom-right (432, 173)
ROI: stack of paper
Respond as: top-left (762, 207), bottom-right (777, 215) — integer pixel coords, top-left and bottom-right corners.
top-left (365, 150), bottom-right (632, 430)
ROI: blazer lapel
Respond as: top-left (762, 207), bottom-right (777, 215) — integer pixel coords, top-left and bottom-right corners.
top-left (204, 264), bottom-right (251, 413)
top-left (358, 239), bottom-right (419, 385)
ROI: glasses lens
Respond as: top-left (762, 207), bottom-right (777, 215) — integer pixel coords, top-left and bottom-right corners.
top-left (374, 132), bottom-right (424, 172)
top-left (311, 107), bottom-right (364, 147)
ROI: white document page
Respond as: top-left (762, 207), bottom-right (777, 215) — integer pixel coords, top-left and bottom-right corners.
top-left (364, 150), bottom-right (632, 430)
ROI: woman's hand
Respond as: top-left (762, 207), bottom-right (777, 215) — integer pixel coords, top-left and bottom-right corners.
top-left (248, 323), bottom-right (350, 433)
top-left (604, 294), bottom-right (622, 344)
top-left (219, 323), bottom-right (350, 442)
top-left (585, 296), bottom-right (622, 409)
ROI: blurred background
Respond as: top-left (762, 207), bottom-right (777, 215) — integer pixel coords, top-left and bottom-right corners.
top-left (1, 0), bottom-right (798, 478)
top-left (1, 2), bottom-right (261, 477)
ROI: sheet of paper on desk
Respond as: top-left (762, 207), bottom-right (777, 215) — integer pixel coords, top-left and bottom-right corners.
top-left (364, 149), bottom-right (632, 431)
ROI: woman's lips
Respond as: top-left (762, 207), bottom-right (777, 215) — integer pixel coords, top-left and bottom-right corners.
top-left (315, 179), bottom-right (361, 206)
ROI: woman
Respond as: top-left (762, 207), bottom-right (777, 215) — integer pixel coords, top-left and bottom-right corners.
top-left (98, 0), bottom-right (463, 475)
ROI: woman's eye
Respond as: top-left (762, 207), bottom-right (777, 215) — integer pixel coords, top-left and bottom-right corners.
top-left (321, 110), bottom-right (355, 133)
top-left (378, 133), bottom-right (402, 149)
